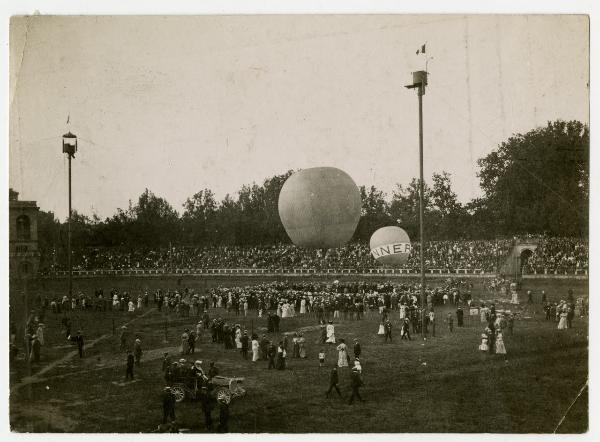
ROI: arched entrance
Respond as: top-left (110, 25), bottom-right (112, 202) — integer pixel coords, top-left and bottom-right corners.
top-left (520, 248), bottom-right (534, 273)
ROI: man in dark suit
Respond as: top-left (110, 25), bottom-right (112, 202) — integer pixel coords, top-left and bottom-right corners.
top-left (384, 319), bottom-right (393, 342)
top-left (456, 306), bottom-right (464, 327)
top-left (267, 342), bottom-right (277, 369)
top-left (348, 367), bottom-right (364, 404)
top-left (326, 366), bottom-right (341, 398)
top-left (69, 330), bottom-right (84, 358)
top-left (353, 338), bottom-right (361, 359)
top-left (162, 387), bottom-right (176, 424)
top-left (241, 331), bottom-right (249, 359)
top-left (125, 350), bottom-right (135, 381)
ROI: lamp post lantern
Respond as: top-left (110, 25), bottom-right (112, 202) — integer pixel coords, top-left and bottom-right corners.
top-left (405, 70), bottom-right (428, 338)
top-left (63, 132), bottom-right (77, 297)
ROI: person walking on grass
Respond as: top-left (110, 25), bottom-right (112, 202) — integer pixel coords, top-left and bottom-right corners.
top-left (401, 318), bottom-right (411, 340)
top-left (119, 326), bottom-right (129, 352)
top-left (134, 338), bottom-right (143, 365)
top-left (429, 309), bottom-right (436, 337)
top-left (68, 329), bottom-right (85, 358)
top-left (337, 339), bottom-right (349, 368)
top-left (241, 331), bottom-right (249, 360)
top-left (267, 341), bottom-right (277, 370)
top-left (162, 387), bottom-right (176, 424)
top-left (125, 350), bottom-right (135, 381)
top-left (384, 319), bottom-right (393, 342)
top-left (188, 330), bottom-right (196, 355)
top-left (446, 313), bottom-right (454, 333)
top-left (456, 306), bottom-right (464, 327)
top-left (348, 366), bottom-right (364, 404)
top-left (353, 338), bottom-right (361, 360)
top-left (319, 349), bottom-right (326, 368)
top-left (326, 366), bottom-right (342, 398)
top-left (217, 398), bottom-right (230, 433)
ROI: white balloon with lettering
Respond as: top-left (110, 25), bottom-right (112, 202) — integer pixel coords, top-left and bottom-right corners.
top-left (369, 226), bottom-right (412, 266)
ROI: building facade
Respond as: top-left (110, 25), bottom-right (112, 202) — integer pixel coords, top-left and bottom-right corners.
top-left (9, 188), bottom-right (40, 278)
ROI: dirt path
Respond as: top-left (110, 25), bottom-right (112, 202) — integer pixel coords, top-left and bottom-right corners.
top-left (10, 308), bottom-right (157, 393)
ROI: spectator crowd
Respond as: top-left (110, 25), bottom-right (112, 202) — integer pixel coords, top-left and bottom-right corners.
top-left (39, 237), bottom-right (587, 275)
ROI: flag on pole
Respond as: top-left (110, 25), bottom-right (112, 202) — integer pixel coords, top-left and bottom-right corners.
top-left (416, 44), bottom-right (426, 55)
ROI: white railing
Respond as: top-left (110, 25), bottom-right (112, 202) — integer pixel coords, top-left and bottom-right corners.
top-left (45, 267), bottom-right (498, 277)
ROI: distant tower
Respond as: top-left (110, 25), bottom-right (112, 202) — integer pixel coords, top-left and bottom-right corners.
top-left (9, 188), bottom-right (40, 278)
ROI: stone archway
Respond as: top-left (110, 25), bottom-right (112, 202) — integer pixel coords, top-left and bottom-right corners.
top-left (520, 248), bottom-right (534, 272)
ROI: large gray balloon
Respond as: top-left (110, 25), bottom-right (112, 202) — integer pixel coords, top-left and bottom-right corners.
top-left (278, 167), bottom-right (361, 249)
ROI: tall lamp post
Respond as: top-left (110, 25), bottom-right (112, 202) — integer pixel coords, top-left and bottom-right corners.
top-left (406, 71), bottom-right (428, 338)
top-left (63, 132), bottom-right (77, 297)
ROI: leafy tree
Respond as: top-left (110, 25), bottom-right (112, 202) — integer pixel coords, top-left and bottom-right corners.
top-left (352, 185), bottom-right (394, 241)
top-left (477, 120), bottom-right (589, 236)
top-left (389, 178), bottom-right (432, 240)
top-left (182, 189), bottom-right (218, 245)
top-left (430, 172), bottom-right (469, 239)
top-left (132, 189), bottom-right (180, 246)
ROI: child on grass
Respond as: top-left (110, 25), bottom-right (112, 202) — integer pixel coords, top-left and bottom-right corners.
top-left (318, 349), bottom-right (325, 367)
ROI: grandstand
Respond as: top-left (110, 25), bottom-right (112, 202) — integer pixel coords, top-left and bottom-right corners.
top-left (38, 237), bottom-right (587, 277)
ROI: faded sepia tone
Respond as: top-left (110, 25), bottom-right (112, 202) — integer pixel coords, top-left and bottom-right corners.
top-left (9, 15), bottom-right (588, 433)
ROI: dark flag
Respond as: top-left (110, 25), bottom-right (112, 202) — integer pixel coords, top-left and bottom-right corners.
top-left (416, 44), bottom-right (426, 55)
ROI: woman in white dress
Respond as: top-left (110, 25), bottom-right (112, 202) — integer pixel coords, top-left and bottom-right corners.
top-left (337, 340), bottom-right (349, 368)
top-left (137, 296), bottom-right (143, 310)
top-left (378, 321), bottom-right (385, 335)
top-left (495, 332), bottom-right (506, 355)
top-left (558, 310), bottom-right (568, 330)
top-left (300, 298), bottom-right (306, 315)
top-left (128, 301), bottom-right (135, 313)
top-left (235, 326), bottom-right (242, 349)
top-left (282, 303), bottom-right (290, 318)
top-left (399, 304), bottom-right (407, 320)
top-left (251, 337), bottom-right (259, 362)
top-left (326, 321), bottom-right (336, 344)
top-left (298, 333), bottom-right (307, 358)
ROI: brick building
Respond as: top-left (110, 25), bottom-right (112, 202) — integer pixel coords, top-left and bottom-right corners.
top-left (9, 188), bottom-right (40, 278)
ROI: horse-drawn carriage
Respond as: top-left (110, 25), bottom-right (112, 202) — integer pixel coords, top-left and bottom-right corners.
top-left (169, 374), bottom-right (246, 404)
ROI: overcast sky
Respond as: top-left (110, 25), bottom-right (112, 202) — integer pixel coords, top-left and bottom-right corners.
top-left (9, 15), bottom-right (589, 220)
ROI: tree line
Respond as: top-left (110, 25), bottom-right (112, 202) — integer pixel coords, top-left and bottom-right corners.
top-left (36, 120), bottom-right (588, 257)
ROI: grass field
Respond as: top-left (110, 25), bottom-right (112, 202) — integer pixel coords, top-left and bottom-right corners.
top-left (9, 276), bottom-right (588, 433)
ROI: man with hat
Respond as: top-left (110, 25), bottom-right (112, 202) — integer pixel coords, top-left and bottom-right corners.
top-left (68, 329), bottom-right (85, 358)
top-left (119, 326), bottom-right (128, 352)
top-left (325, 365), bottom-right (341, 398)
top-left (207, 361), bottom-right (219, 379)
top-left (162, 387), bottom-right (176, 424)
top-left (134, 338), bottom-right (143, 365)
top-left (353, 338), bottom-right (362, 360)
top-left (267, 341), bottom-right (277, 369)
top-left (125, 350), bottom-right (135, 381)
top-left (384, 319), bottom-right (393, 342)
top-left (348, 366), bottom-right (364, 404)
top-left (241, 331), bottom-right (249, 360)
top-left (217, 396), bottom-right (230, 433)
top-left (456, 306), bottom-right (464, 327)
top-left (259, 334), bottom-right (269, 360)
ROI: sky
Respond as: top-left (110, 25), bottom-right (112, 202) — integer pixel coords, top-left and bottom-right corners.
top-left (9, 14), bottom-right (589, 220)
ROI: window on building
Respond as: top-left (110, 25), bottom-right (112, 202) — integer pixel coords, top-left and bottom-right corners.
top-left (16, 215), bottom-right (31, 240)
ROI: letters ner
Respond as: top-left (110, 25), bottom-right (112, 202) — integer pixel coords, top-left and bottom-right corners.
top-left (370, 243), bottom-right (412, 258)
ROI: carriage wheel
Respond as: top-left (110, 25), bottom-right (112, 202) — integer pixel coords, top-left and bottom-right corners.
top-left (171, 384), bottom-right (186, 402)
top-left (216, 388), bottom-right (231, 404)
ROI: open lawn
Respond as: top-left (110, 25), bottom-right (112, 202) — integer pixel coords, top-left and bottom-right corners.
top-left (9, 276), bottom-right (588, 433)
